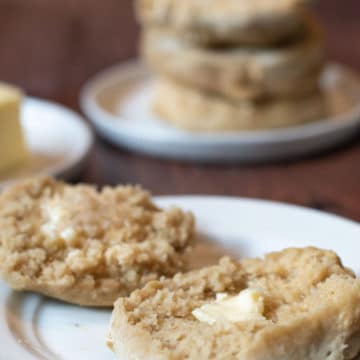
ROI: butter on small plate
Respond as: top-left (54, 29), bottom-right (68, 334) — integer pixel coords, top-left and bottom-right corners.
top-left (0, 85), bottom-right (93, 189)
top-left (0, 83), bottom-right (28, 173)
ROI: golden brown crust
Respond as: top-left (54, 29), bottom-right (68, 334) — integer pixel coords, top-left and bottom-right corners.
top-left (135, 0), bottom-right (312, 46)
top-left (142, 21), bottom-right (324, 101)
top-left (0, 177), bottom-right (194, 306)
top-left (152, 79), bottom-right (326, 132)
top-left (110, 248), bottom-right (360, 360)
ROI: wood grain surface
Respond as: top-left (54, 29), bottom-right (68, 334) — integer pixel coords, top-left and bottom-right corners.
top-left (0, 0), bottom-right (359, 220)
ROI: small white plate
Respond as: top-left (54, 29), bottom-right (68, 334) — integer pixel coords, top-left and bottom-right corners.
top-left (0, 98), bottom-right (94, 188)
top-left (1, 196), bottom-right (360, 359)
top-left (81, 61), bottom-right (360, 163)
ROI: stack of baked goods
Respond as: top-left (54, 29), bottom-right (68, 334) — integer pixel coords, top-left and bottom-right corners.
top-left (135, 0), bottom-right (326, 132)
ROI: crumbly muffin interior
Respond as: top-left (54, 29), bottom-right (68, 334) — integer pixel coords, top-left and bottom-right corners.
top-left (0, 177), bottom-right (194, 304)
top-left (119, 248), bottom-right (358, 359)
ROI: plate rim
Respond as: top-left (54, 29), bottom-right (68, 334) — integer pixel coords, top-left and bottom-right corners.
top-left (155, 194), bottom-right (360, 228)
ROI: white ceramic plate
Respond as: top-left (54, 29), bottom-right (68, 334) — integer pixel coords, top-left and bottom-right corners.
top-left (0, 98), bottom-right (94, 188)
top-left (81, 61), bottom-right (360, 163)
top-left (1, 196), bottom-right (360, 359)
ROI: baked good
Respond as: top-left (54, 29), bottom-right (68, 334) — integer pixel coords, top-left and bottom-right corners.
top-left (109, 247), bottom-right (360, 360)
top-left (142, 21), bottom-right (324, 100)
top-left (0, 177), bottom-right (194, 306)
top-left (152, 79), bottom-right (326, 132)
top-left (0, 83), bottom-right (27, 173)
top-left (135, 0), bottom-right (312, 46)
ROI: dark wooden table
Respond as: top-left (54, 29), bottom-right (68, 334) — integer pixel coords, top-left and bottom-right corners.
top-left (1, 0), bottom-right (359, 220)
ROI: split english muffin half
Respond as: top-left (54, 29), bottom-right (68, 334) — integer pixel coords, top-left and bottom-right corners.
top-left (0, 177), bottom-right (194, 306)
top-left (109, 247), bottom-right (360, 360)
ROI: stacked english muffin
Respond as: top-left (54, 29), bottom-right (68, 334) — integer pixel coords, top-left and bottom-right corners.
top-left (136, 0), bottom-right (326, 132)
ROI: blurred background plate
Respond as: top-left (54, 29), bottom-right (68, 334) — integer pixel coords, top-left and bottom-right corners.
top-left (0, 98), bottom-right (94, 189)
top-left (81, 61), bottom-right (360, 163)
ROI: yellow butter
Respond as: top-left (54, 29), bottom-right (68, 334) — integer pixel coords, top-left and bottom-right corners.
top-left (192, 289), bottom-right (265, 325)
top-left (41, 202), bottom-right (77, 243)
top-left (0, 83), bottom-right (27, 172)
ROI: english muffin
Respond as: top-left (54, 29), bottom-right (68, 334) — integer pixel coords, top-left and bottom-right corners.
top-left (109, 247), bottom-right (360, 360)
top-left (0, 177), bottom-right (194, 306)
top-left (142, 20), bottom-right (324, 100)
top-left (135, 0), bottom-right (312, 46)
top-left (152, 79), bottom-right (326, 132)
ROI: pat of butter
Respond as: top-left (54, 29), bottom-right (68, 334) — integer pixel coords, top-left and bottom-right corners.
top-left (41, 204), bottom-right (66, 239)
top-left (0, 83), bottom-right (27, 172)
top-left (41, 203), bottom-right (76, 242)
top-left (192, 289), bottom-right (265, 325)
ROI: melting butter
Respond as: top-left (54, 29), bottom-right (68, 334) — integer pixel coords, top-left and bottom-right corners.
top-left (192, 289), bottom-right (265, 325)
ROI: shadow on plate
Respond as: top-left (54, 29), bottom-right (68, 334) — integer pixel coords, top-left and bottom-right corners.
top-left (188, 232), bottom-right (243, 270)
